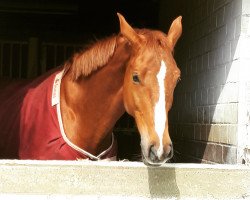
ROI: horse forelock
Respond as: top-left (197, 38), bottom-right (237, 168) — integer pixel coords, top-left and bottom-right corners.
top-left (135, 29), bottom-right (169, 60)
top-left (65, 35), bottom-right (118, 80)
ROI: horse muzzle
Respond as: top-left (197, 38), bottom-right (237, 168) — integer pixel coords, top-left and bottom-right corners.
top-left (142, 143), bottom-right (173, 166)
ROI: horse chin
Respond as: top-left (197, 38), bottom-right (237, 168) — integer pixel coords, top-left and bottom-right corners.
top-left (142, 158), bottom-right (162, 167)
top-left (141, 151), bottom-right (167, 167)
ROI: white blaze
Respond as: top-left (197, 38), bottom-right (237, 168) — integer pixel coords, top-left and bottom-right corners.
top-left (154, 60), bottom-right (167, 158)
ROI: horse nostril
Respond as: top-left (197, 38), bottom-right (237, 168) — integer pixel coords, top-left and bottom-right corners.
top-left (149, 145), bottom-right (157, 161)
top-left (165, 143), bottom-right (173, 154)
top-left (165, 143), bottom-right (173, 159)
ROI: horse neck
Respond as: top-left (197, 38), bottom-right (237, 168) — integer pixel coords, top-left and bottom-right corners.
top-left (60, 40), bottom-right (130, 156)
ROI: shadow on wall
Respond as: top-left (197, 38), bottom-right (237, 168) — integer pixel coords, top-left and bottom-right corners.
top-left (165, 0), bottom-right (241, 164)
top-left (147, 167), bottom-right (180, 199)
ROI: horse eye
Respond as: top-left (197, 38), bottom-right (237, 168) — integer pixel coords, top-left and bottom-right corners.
top-left (132, 73), bottom-right (140, 84)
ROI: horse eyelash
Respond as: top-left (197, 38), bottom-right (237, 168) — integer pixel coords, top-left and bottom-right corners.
top-left (178, 77), bottom-right (181, 82)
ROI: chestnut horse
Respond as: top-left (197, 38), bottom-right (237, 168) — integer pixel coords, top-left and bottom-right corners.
top-left (0, 14), bottom-right (182, 166)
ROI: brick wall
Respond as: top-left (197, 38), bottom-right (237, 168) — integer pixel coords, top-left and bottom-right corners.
top-left (160, 0), bottom-right (245, 163)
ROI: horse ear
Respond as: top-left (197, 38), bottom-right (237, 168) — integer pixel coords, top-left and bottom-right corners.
top-left (117, 13), bottom-right (141, 45)
top-left (166, 16), bottom-right (182, 51)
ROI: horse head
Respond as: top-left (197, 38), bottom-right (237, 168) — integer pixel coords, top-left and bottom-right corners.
top-left (118, 13), bottom-right (182, 166)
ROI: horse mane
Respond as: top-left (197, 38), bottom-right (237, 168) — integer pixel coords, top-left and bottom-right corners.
top-left (64, 35), bottom-right (118, 80)
top-left (64, 29), bottom-right (168, 80)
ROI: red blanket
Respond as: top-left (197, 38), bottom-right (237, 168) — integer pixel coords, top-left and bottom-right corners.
top-left (0, 69), bottom-right (117, 160)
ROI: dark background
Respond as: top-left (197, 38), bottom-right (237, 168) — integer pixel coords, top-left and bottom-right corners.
top-left (0, 0), bottom-right (176, 161)
top-left (0, 0), bottom-right (160, 42)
